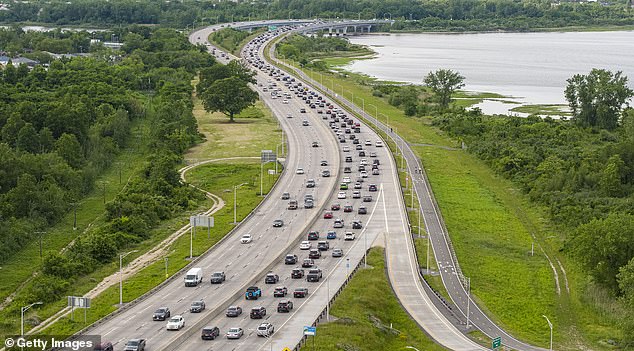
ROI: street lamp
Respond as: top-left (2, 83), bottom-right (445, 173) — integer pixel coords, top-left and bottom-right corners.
top-left (346, 258), bottom-right (350, 278)
top-left (379, 112), bottom-right (390, 132)
top-left (543, 315), bottom-right (553, 351)
top-left (119, 250), bottom-right (138, 306)
top-left (234, 183), bottom-right (249, 224)
top-left (21, 302), bottom-right (42, 336)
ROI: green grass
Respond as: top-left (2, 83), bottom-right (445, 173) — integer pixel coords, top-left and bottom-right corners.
top-left (510, 104), bottom-right (572, 117)
top-left (311, 248), bottom-right (447, 351)
top-left (0, 118), bottom-right (149, 310)
top-left (40, 162), bottom-right (279, 335)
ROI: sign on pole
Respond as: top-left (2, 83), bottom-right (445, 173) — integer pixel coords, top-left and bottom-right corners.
top-left (492, 336), bottom-right (501, 349)
top-left (190, 215), bottom-right (214, 228)
top-left (261, 150), bottom-right (276, 163)
top-left (268, 169), bottom-right (276, 175)
top-left (282, 348), bottom-right (292, 351)
top-left (67, 296), bottom-right (91, 308)
top-left (303, 326), bottom-right (316, 336)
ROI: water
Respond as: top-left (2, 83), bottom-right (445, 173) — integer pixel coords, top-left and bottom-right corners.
top-left (344, 31), bottom-right (634, 115)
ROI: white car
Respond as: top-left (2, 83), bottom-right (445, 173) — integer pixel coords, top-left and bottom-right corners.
top-left (257, 322), bottom-right (275, 337)
top-left (370, 152), bottom-right (377, 157)
top-left (360, 159), bottom-right (368, 166)
top-left (226, 327), bottom-right (244, 339)
top-left (282, 99), bottom-right (289, 104)
top-left (360, 171), bottom-right (368, 178)
top-left (375, 140), bottom-right (383, 147)
top-left (287, 113), bottom-right (293, 118)
top-left (296, 168), bottom-right (305, 174)
top-left (241, 234), bottom-right (253, 244)
top-left (365, 140), bottom-right (372, 146)
top-left (343, 146), bottom-right (350, 152)
top-left (166, 315), bottom-right (185, 330)
top-left (300, 241), bottom-right (312, 250)
top-left (337, 192), bottom-right (346, 199)
top-left (344, 232), bottom-right (356, 241)
top-left (342, 176), bottom-right (351, 184)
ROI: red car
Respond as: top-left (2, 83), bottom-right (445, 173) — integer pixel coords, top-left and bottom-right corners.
top-left (323, 211), bottom-right (333, 219)
top-left (331, 203), bottom-right (341, 211)
top-left (343, 205), bottom-right (353, 213)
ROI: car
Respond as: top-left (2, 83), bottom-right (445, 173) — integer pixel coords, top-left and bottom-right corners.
top-left (274, 286), bottom-right (288, 297)
top-left (291, 268), bottom-right (305, 279)
top-left (370, 151), bottom-right (377, 157)
top-left (356, 144), bottom-right (363, 150)
top-left (294, 287), bottom-right (309, 298)
top-left (285, 254), bottom-right (298, 265)
top-left (300, 241), bottom-right (312, 250)
top-left (337, 192), bottom-right (347, 199)
top-left (344, 167), bottom-right (352, 173)
top-left (376, 140), bottom-right (383, 147)
top-left (245, 286), bottom-right (262, 300)
top-left (281, 192), bottom-right (290, 200)
top-left (333, 218), bottom-right (344, 228)
top-left (94, 342), bottom-right (114, 351)
top-left (343, 146), bottom-right (350, 152)
top-left (277, 299), bottom-right (294, 313)
top-left (287, 199), bottom-right (299, 210)
top-left (226, 327), bottom-right (244, 339)
top-left (372, 169), bottom-right (380, 175)
top-left (352, 220), bottom-right (363, 229)
top-left (307, 268), bottom-right (323, 282)
top-left (302, 258), bottom-right (315, 267)
top-left (331, 203), bottom-right (341, 211)
top-left (321, 170), bottom-right (331, 177)
top-left (359, 150), bottom-right (366, 157)
top-left (344, 232), bottom-right (356, 241)
top-left (361, 170), bottom-right (368, 178)
top-left (363, 195), bottom-right (373, 202)
top-left (358, 206), bottom-right (368, 214)
top-left (190, 300), bottom-right (205, 313)
top-left (257, 322), bottom-right (275, 337)
top-left (166, 315), bottom-right (185, 330)
top-left (332, 248), bottom-right (344, 257)
top-left (296, 167), bottom-right (305, 174)
top-left (304, 199), bottom-right (314, 208)
top-left (286, 113), bottom-right (293, 118)
top-left (123, 339), bottom-right (146, 351)
top-left (354, 182), bottom-right (362, 189)
top-left (201, 326), bottom-right (220, 340)
top-left (265, 272), bottom-right (279, 284)
top-left (300, 108), bottom-right (306, 113)
top-left (153, 307), bottom-right (170, 321)
top-left (365, 140), bottom-right (372, 146)
top-left (327, 230), bottom-right (337, 239)
top-left (343, 176), bottom-right (352, 183)
top-left (250, 306), bottom-right (267, 319)
top-left (345, 156), bottom-right (353, 163)
top-left (302, 120), bottom-right (309, 126)
top-left (240, 234), bottom-right (252, 244)
top-left (307, 230), bottom-right (320, 240)
top-left (309, 249), bottom-right (321, 259)
top-left (323, 211), bottom-right (333, 219)
top-left (312, 141), bottom-right (319, 147)
top-left (317, 241), bottom-right (330, 251)
top-left (282, 99), bottom-right (289, 104)
top-left (344, 205), bottom-right (353, 212)
top-left (320, 160), bottom-right (328, 166)
top-left (340, 183), bottom-right (348, 190)
top-left (273, 219), bottom-right (284, 227)
top-left (369, 184), bottom-right (378, 192)
top-left (226, 306), bottom-right (242, 317)
top-left (306, 179), bottom-right (316, 188)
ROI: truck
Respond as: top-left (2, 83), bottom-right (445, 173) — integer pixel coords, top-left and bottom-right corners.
top-left (307, 268), bottom-right (323, 282)
top-left (184, 267), bottom-right (203, 287)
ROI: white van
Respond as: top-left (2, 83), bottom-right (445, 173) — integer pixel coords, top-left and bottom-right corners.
top-left (184, 267), bottom-right (203, 287)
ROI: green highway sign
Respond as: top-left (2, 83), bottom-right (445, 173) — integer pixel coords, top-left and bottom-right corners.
top-left (492, 336), bottom-right (501, 349)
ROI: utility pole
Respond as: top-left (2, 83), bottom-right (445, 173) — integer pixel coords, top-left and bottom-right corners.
top-left (35, 231), bottom-right (46, 262)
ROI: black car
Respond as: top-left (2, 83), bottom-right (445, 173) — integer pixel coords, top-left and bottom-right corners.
top-left (226, 306), bottom-right (243, 317)
top-left (291, 268), bottom-right (305, 279)
top-left (201, 326), bottom-right (220, 340)
top-left (368, 184), bottom-right (378, 192)
top-left (210, 271), bottom-right (226, 284)
top-left (309, 249), bottom-right (321, 259)
top-left (153, 307), bottom-right (170, 321)
top-left (363, 195), bottom-right (373, 202)
top-left (250, 306), bottom-right (267, 319)
top-left (190, 300), bottom-right (206, 313)
top-left (277, 300), bottom-right (294, 313)
top-left (285, 254), bottom-right (298, 264)
top-left (307, 231), bottom-right (319, 240)
top-left (265, 273), bottom-right (279, 284)
top-left (352, 220), bottom-right (363, 229)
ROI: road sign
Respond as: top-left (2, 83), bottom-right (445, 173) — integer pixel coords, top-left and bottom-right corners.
top-left (67, 296), bottom-right (90, 308)
top-left (190, 215), bottom-right (214, 228)
top-left (492, 336), bottom-right (501, 349)
top-left (282, 348), bottom-right (292, 351)
top-left (261, 150), bottom-right (276, 163)
top-left (303, 326), bottom-right (316, 336)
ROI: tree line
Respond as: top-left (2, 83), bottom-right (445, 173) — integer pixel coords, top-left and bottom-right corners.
top-left (2, 0), bottom-right (634, 31)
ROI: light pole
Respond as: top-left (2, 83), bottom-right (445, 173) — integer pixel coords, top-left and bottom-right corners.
top-left (543, 315), bottom-right (553, 351)
top-left (119, 250), bottom-right (138, 306)
top-left (379, 112), bottom-right (390, 132)
top-left (346, 258), bottom-right (350, 278)
top-left (357, 96), bottom-right (365, 113)
top-left (326, 270), bottom-right (331, 322)
top-left (466, 277), bottom-right (471, 329)
top-left (364, 227), bottom-right (368, 268)
top-left (368, 103), bottom-right (378, 121)
top-left (21, 302), bottom-right (42, 336)
top-left (234, 183), bottom-right (249, 224)
top-left (164, 257), bottom-right (168, 278)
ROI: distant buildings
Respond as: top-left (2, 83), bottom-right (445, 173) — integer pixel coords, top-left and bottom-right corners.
top-left (0, 55), bottom-right (39, 68)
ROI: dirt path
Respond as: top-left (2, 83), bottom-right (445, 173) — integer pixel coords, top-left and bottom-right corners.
top-left (26, 158), bottom-right (265, 335)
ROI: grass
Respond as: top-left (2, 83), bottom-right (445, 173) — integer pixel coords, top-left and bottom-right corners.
top-left (310, 248), bottom-right (447, 351)
top-left (41, 162), bottom-right (279, 335)
top-left (510, 104), bottom-right (572, 117)
top-left (267, 36), bottom-right (624, 348)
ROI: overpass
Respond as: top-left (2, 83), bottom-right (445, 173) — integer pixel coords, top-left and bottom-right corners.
top-left (221, 19), bottom-right (393, 36)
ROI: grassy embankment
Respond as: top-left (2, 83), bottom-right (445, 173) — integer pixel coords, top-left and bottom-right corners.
top-left (271, 41), bottom-right (621, 349)
top-left (7, 79), bottom-right (282, 336)
top-left (210, 27), bottom-right (266, 56)
top-left (310, 248), bottom-right (447, 351)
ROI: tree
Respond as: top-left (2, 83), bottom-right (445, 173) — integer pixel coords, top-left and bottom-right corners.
top-left (16, 123), bottom-right (39, 153)
top-left (618, 258), bottom-right (634, 346)
top-left (423, 69), bottom-right (465, 108)
top-left (565, 69), bottom-right (633, 130)
top-left (55, 133), bottom-right (84, 169)
top-left (200, 76), bottom-right (258, 122)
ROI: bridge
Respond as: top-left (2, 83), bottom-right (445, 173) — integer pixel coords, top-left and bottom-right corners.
top-left (226, 19), bottom-right (393, 36)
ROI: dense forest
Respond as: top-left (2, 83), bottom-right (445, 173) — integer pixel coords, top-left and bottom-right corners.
top-left (1, 0), bottom-right (634, 31)
top-left (0, 26), bottom-right (219, 307)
